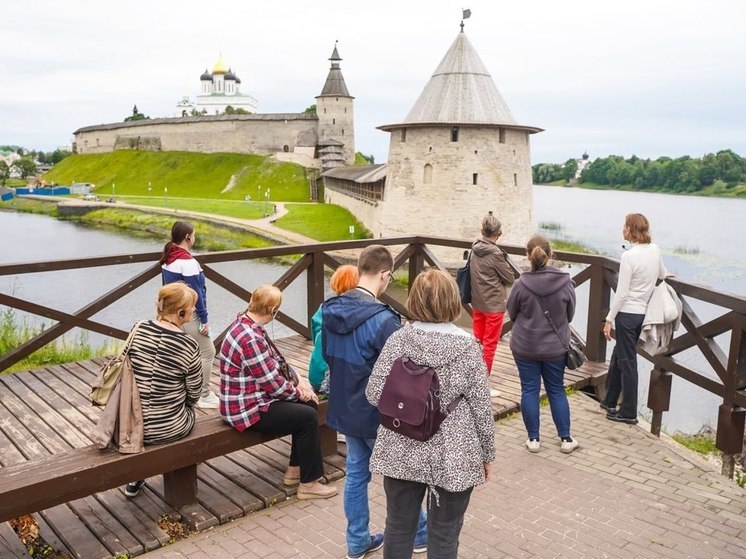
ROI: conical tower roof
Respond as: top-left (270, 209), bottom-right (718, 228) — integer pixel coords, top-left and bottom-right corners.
top-left (379, 30), bottom-right (540, 132)
top-left (317, 42), bottom-right (352, 98)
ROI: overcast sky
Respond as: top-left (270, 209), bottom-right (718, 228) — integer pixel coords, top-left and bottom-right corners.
top-left (2, 0), bottom-right (745, 164)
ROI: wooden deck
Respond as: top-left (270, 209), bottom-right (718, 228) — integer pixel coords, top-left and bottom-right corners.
top-left (0, 335), bottom-right (606, 558)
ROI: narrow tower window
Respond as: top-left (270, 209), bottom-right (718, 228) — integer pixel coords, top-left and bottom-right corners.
top-left (499, 128), bottom-right (506, 144)
top-left (423, 164), bottom-right (433, 184)
top-left (473, 173), bottom-right (478, 185)
top-left (401, 128), bottom-right (407, 142)
top-left (514, 173), bottom-right (518, 186)
top-left (451, 127), bottom-right (459, 142)
top-left (333, 118), bottom-right (336, 125)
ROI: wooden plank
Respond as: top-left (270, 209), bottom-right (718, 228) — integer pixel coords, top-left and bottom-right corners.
top-left (30, 366), bottom-right (101, 425)
top-left (196, 462), bottom-right (265, 514)
top-left (69, 496), bottom-right (142, 557)
top-left (205, 454), bottom-right (282, 509)
top-left (40, 504), bottom-right (111, 559)
top-left (0, 400), bottom-right (51, 461)
top-left (223, 449), bottom-right (290, 498)
top-left (2, 373), bottom-right (90, 449)
top-left (145, 477), bottom-right (220, 531)
top-left (35, 512), bottom-right (75, 558)
top-left (119, 488), bottom-right (173, 547)
top-left (0, 415), bottom-right (27, 467)
top-left (0, 521), bottom-right (27, 557)
top-left (94, 489), bottom-right (164, 552)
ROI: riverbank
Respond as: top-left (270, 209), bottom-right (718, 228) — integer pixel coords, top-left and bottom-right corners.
top-left (539, 180), bottom-right (746, 198)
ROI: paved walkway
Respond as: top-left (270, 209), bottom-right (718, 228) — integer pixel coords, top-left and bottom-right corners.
top-left (143, 393), bottom-right (746, 559)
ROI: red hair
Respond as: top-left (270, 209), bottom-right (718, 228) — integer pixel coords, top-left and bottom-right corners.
top-left (330, 265), bottom-right (359, 295)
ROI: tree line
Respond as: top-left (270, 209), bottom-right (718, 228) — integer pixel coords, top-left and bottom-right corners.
top-left (0, 145), bottom-right (72, 185)
top-left (532, 150), bottom-right (746, 193)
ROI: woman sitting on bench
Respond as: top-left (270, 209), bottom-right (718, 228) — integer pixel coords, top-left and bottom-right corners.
top-left (219, 284), bottom-right (338, 501)
top-left (124, 282), bottom-right (203, 497)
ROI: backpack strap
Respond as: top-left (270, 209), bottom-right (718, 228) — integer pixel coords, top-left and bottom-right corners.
top-left (446, 394), bottom-right (464, 413)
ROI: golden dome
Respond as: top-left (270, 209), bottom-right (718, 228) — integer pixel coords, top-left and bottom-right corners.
top-left (212, 54), bottom-right (229, 74)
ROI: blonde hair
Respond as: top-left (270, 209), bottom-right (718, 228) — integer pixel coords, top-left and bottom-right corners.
top-left (157, 283), bottom-right (197, 319)
top-left (407, 269), bottom-right (462, 323)
top-left (526, 235), bottom-right (552, 271)
top-left (248, 284), bottom-right (283, 316)
top-left (330, 265), bottom-right (359, 295)
top-left (625, 213), bottom-right (652, 244)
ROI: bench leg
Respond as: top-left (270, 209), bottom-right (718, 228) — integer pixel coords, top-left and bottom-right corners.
top-left (320, 425), bottom-right (337, 457)
top-left (163, 465), bottom-right (197, 509)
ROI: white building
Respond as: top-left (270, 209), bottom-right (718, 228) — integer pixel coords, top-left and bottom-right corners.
top-left (176, 55), bottom-right (258, 117)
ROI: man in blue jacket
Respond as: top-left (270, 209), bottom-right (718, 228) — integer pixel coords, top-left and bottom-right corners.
top-left (322, 245), bottom-right (427, 559)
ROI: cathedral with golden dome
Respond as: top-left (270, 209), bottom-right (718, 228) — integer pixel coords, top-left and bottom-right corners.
top-left (175, 55), bottom-right (258, 117)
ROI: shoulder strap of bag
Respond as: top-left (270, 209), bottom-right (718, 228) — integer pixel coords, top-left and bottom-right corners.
top-left (529, 288), bottom-right (569, 351)
top-left (263, 331), bottom-right (286, 363)
top-left (119, 320), bottom-right (143, 358)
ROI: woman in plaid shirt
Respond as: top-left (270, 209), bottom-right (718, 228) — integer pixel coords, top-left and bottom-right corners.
top-left (219, 284), bottom-right (338, 501)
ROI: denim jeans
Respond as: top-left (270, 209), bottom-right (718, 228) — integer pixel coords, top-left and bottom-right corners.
top-left (514, 356), bottom-right (571, 440)
top-left (345, 436), bottom-right (427, 555)
top-left (383, 477), bottom-right (471, 559)
top-left (603, 312), bottom-right (645, 419)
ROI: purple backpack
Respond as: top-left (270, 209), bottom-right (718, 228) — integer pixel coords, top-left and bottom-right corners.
top-left (378, 356), bottom-right (463, 442)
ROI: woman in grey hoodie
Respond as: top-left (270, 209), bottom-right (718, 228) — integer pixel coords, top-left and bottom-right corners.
top-left (507, 236), bottom-right (578, 454)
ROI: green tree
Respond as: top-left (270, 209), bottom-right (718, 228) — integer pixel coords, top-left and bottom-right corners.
top-left (0, 160), bottom-right (9, 185)
top-left (13, 156), bottom-right (37, 179)
top-left (304, 104), bottom-right (317, 114)
top-left (224, 105), bottom-right (236, 114)
top-left (562, 158), bottom-right (578, 182)
top-left (50, 149), bottom-right (71, 165)
top-left (124, 104), bottom-right (148, 122)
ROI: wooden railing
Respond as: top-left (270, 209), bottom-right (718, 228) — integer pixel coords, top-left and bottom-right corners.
top-left (1, 235), bottom-right (744, 475)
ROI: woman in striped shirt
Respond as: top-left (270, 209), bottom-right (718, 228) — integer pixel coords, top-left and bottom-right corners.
top-left (124, 282), bottom-right (203, 497)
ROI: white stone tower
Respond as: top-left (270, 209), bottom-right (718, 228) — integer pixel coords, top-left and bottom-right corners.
top-left (377, 25), bottom-right (542, 246)
top-left (316, 42), bottom-right (355, 166)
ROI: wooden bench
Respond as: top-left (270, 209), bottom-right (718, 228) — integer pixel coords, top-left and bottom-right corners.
top-left (0, 401), bottom-right (335, 530)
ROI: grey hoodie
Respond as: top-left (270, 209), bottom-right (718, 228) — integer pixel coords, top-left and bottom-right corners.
top-left (507, 266), bottom-right (576, 360)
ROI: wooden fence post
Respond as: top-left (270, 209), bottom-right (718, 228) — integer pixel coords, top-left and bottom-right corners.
top-left (306, 250), bottom-right (326, 339)
top-left (585, 261), bottom-right (611, 362)
top-left (647, 367), bottom-right (672, 437)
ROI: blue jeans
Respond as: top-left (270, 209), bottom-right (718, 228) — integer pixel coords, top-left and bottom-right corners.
top-left (345, 436), bottom-right (427, 554)
top-left (514, 356), bottom-right (571, 440)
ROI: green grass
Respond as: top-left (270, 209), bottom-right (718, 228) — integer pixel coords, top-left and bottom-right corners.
top-left (114, 195), bottom-right (268, 219)
top-left (71, 208), bottom-right (275, 251)
top-left (672, 433), bottom-right (718, 456)
top-left (276, 204), bottom-right (371, 242)
top-left (551, 239), bottom-right (595, 254)
top-left (43, 151), bottom-right (310, 201)
top-left (0, 307), bottom-right (109, 374)
top-left (0, 197), bottom-right (58, 215)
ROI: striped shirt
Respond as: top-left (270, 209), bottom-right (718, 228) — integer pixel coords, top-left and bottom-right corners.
top-left (219, 313), bottom-right (300, 431)
top-left (126, 320), bottom-right (202, 444)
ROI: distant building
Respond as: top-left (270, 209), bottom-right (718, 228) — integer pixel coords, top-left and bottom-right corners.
top-left (176, 55), bottom-right (258, 117)
top-left (322, 24), bottom-right (542, 246)
top-left (575, 151), bottom-right (591, 179)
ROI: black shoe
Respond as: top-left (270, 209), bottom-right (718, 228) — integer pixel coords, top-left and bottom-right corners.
top-left (606, 410), bottom-right (638, 424)
top-left (599, 401), bottom-right (615, 412)
top-left (124, 480), bottom-right (145, 498)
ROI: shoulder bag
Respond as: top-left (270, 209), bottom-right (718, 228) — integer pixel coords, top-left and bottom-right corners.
top-left (90, 321), bottom-right (143, 406)
top-left (456, 250), bottom-right (472, 305)
top-left (263, 332), bottom-right (300, 386)
top-left (535, 295), bottom-right (587, 370)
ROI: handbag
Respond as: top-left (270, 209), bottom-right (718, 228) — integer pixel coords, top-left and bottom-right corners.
top-left (264, 332), bottom-right (300, 386)
top-left (535, 295), bottom-right (587, 370)
top-left (456, 251), bottom-right (472, 304)
top-left (90, 321), bottom-right (142, 406)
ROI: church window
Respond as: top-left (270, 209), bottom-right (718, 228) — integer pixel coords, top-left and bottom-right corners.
top-left (514, 173), bottom-right (518, 186)
top-left (499, 128), bottom-right (505, 144)
top-left (401, 129), bottom-right (407, 142)
top-left (423, 164), bottom-right (433, 184)
top-left (451, 127), bottom-right (459, 142)
top-left (473, 173), bottom-right (478, 185)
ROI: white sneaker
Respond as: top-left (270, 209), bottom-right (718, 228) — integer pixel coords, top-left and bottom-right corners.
top-left (526, 439), bottom-right (540, 453)
top-left (560, 438), bottom-right (579, 454)
top-left (489, 388), bottom-right (501, 398)
top-left (196, 391), bottom-right (220, 409)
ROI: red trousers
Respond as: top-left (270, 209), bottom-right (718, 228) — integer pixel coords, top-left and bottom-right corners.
top-left (472, 310), bottom-right (505, 374)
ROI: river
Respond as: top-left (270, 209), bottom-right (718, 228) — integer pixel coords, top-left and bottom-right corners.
top-left (1, 188), bottom-right (745, 434)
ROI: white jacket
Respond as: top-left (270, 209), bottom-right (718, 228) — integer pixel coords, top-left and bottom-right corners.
top-left (640, 281), bottom-right (682, 354)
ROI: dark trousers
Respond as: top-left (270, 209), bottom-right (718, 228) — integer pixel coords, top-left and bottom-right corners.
top-left (603, 312), bottom-right (645, 419)
top-left (383, 476), bottom-right (473, 559)
top-left (251, 400), bottom-right (323, 483)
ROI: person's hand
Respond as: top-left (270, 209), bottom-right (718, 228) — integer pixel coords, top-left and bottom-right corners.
top-left (199, 322), bottom-right (209, 336)
top-left (483, 462), bottom-right (492, 482)
top-left (603, 320), bottom-right (612, 341)
top-left (298, 385), bottom-right (318, 404)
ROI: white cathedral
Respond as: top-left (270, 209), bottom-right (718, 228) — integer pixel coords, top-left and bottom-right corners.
top-left (175, 55), bottom-right (258, 117)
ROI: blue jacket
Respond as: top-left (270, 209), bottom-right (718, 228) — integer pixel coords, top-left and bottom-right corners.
top-left (322, 288), bottom-right (401, 439)
top-left (308, 306), bottom-right (326, 390)
top-left (162, 257), bottom-right (209, 324)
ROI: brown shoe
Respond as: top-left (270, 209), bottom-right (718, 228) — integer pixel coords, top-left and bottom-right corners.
top-left (297, 481), bottom-right (338, 500)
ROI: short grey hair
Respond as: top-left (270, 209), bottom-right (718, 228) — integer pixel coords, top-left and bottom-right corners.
top-left (481, 212), bottom-right (501, 237)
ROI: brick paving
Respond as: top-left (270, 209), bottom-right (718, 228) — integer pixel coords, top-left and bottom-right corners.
top-left (144, 393), bottom-right (746, 558)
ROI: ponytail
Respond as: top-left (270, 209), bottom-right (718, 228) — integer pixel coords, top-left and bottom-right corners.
top-left (526, 235), bottom-right (552, 271)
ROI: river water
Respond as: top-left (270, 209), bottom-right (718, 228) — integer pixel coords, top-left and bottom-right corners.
top-left (1, 188), bottom-right (745, 434)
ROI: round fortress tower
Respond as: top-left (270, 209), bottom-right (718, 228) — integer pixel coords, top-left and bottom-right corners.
top-left (377, 27), bottom-right (542, 246)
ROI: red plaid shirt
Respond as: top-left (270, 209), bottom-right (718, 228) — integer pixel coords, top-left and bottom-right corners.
top-left (219, 313), bottom-right (300, 431)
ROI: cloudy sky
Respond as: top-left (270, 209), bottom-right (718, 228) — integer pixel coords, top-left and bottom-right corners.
top-left (2, 0), bottom-right (744, 164)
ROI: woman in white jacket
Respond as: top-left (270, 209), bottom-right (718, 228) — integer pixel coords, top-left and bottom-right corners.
top-left (367, 270), bottom-right (495, 559)
top-left (602, 213), bottom-right (667, 424)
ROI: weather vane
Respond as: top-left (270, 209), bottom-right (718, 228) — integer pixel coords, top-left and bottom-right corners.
top-left (461, 8), bottom-right (471, 32)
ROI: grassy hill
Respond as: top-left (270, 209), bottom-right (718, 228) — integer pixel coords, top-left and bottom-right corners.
top-left (44, 151), bottom-right (310, 201)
